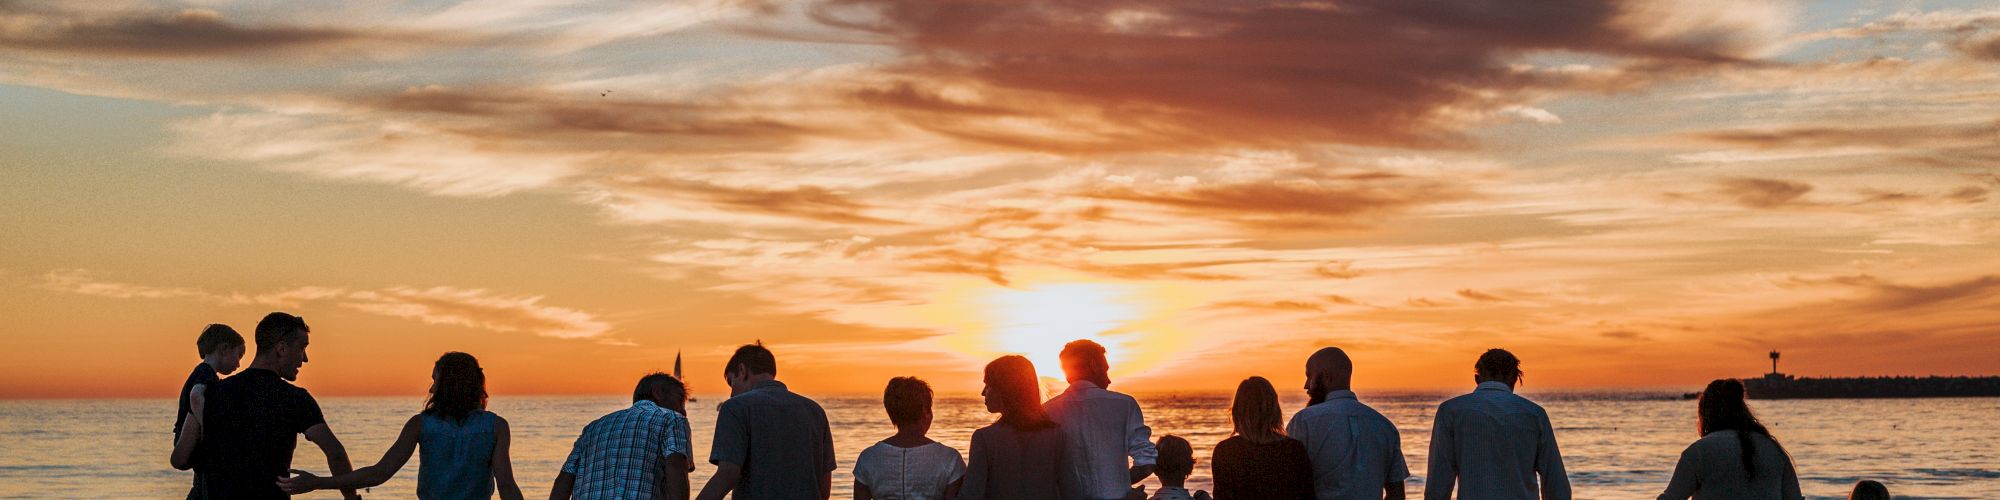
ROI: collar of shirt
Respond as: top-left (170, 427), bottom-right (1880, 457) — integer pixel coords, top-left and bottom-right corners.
top-left (631, 400), bottom-right (664, 411)
top-left (750, 379), bottom-right (789, 393)
top-left (1475, 380), bottom-right (1514, 393)
top-left (1310, 389), bottom-right (1358, 407)
top-left (1063, 379), bottom-right (1104, 394)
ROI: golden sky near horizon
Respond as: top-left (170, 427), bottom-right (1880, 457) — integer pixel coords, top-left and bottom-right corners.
top-left (1, 0), bottom-right (1997, 399)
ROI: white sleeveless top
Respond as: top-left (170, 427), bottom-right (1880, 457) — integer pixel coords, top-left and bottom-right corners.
top-left (853, 441), bottom-right (967, 500)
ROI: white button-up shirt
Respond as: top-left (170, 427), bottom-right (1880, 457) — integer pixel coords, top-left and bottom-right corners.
top-left (1425, 381), bottom-right (1570, 500)
top-left (1046, 380), bottom-right (1158, 500)
top-left (1286, 390), bottom-right (1410, 500)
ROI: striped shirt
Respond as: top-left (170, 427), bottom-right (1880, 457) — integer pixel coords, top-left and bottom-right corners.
top-left (562, 400), bottom-right (692, 500)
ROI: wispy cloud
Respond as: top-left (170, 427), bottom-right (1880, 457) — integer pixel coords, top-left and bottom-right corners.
top-left (39, 270), bottom-right (611, 340)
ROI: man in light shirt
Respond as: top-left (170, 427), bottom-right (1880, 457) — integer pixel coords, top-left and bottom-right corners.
top-left (1045, 339), bottom-right (1159, 500)
top-left (1286, 347), bottom-right (1409, 500)
top-left (1425, 349), bottom-right (1570, 500)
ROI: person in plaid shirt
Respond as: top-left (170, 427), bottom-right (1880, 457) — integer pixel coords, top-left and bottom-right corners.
top-left (552, 373), bottom-right (693, 500)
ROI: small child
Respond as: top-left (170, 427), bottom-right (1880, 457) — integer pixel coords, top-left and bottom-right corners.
top-left (853, 377), bottom-right (966, 500)
top-left (1150, 435), bottom-right (1211, 500)
top-left (171, 322), bottom-right (243, 490)
top-left (1850, 479), bottom-right (1891, 500)
top-left (176, 324), bottom-right (244, 439)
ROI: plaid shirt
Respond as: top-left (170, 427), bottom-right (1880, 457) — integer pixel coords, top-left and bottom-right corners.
top-left (562, 400), bottom-right (692, 500)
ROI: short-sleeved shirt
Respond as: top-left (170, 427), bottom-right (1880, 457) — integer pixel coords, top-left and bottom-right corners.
top-left (853, 441), bottom-right (966, 500)
top-left (174, 362), bottom-right (218, 439)
top-left (561, 400), bottom-right (692, 500)
top-left (195, 368), bottom-right (327, 500)
top-left (1286, 390), bottom-right (1410, 500)
top-left (709, 380), bottom-right (836, 499)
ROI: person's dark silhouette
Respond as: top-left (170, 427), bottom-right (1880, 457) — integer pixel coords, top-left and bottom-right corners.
top-left (695, 343), bottom-right (836, 500)
top-left (959, 355), bottom-right (1070, 500)
top-left (276, 352), bottom-right (527, 499)
top-left (1045, 339), bottom-right (1158, 500)
top-left (1657, 379), bottom-right (1802, 500)
top-left (1426, 348), bottom-right (1569, 500)
top-left (172, 312), bottom-right (360, 500)
top-left (1849, 479), bottom-right (1890, 500)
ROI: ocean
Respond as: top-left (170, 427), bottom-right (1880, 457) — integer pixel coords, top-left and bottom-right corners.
top-left (1, 392), bottom-right (1994, 499)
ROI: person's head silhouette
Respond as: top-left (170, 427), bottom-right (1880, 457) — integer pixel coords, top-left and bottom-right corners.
top-left (883, 376), bottom-right (934, 436)
top-left (252, 312), bottom-right (312, 381)
top-left (982, 355), bottom-right (1055, 430)
top-left (425, 352), bottom-right (488, 422)
top-left (722, 342), bottom-right (777, 396)
top-left (634, 372), bottom-right (687, 414)
top-left (1849, 479), bottom-right (1890, 500)
top-left (1305, 347), bottom-right (1354, 405)
top-left (1230, 376), bottom-right (1287, 444)
top-left (1059, 339), bottom-right (1112, 388)
top-left (1474, 348), bottom-right (1522, 388)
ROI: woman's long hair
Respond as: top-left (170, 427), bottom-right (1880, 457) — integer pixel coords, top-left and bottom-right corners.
top-left (1230, 376), bottom-right (1287, 444)
top-left (984, 355), bottom-right (1056, 431)
top-left (423, 352), bottom-right (488, 422)
top-left (1698, 379), bottom-right (1783, 481)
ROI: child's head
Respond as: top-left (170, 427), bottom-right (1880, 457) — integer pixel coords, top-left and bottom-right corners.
top-left (1155, 434), bottom-right (1195, 486)
top-left (195, 324), bottom-right (246, 375)
top-left (1849, 480), bottom-right (1890, 500)
top-left (883, 376), bottom-right (934, 434)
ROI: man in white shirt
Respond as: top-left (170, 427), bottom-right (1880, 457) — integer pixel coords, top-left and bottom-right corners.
top-left (1045, 339), bottom-right (1159, 500)
top-left (1286, 347), bottom-right (1409, 500)
top-left (1425, 349), bottom-right (1570, 500)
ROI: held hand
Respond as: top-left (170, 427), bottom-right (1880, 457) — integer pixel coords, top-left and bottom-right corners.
top-left (1125, 485), bottom-right (1148, 500)
top-left (277, 469), bottom-right (324, 494)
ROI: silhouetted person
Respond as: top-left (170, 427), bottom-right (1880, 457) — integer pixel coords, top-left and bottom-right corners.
top-left (855, 377), bottom-right (965, 500)
top-left (170, 323), bottom-right (244, 499)
top-left (1045, 339), bottom-right (1158, 500)
top-left (1425, 349), bottom-right (1568, 500)
top-left (278, 352), bottom-right (526, 499)
top-left (551, 372), bottom-right (693, 500)
top-left (1849, 480), bottom-right (1890, 500)
top-left (959, 355), bottom-right (1070, 500)
top-left (171, 312), bottom-right (360, 500)
top-left (1289, 348), bottom-right (1409, 500)
top-left (696, 343), bottom-right (836, 500)
top-left (1657, 379), bottom-right (1802, 500)
top-left (1148, 435), bottom-right (1209, 500)
top-left (1211, 376), bottom-right (1312, 500)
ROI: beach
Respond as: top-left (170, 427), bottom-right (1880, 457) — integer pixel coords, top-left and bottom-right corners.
top-left (2, 391), bottom-right (1994, 499)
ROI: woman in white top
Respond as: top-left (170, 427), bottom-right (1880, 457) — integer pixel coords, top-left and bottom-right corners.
top-left (1658, 379), bottom-right (1803, 500)
top-left (854, 377), bottom-right (966, 500)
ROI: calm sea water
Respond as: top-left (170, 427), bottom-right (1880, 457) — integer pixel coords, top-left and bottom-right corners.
top-left (1, 392), bottom-right (1994, 499)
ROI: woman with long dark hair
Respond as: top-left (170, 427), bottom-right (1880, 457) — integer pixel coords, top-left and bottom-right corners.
top-left (957, 355), bottom-right (1069, 500)
top-left (1210, 377), bottom-right (1313, 500)
top-left (279, 352), bottom-right (525, 500)
top-left (1657, 379), bottom-right (1802, 500)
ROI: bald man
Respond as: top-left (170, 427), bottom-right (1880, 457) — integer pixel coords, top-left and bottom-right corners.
top-left (1285, 347), bottom-right (1409, 500)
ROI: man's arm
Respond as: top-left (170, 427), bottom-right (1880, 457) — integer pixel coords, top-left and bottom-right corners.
top-left (694, 462), bottom-right (742, 500)
top-left (1423, 409), bottom-right (1456, 500)
top-left (1536, 412), bottom-right (1570, 500)
top-left (169, 386), bottom-right (205, 470)
top-left (656, 455), bottom-right (690, 500)
top-left (281, 416), bottom-right (420, 493)
top-left (549, 472), bottom-right (575, 500)
top-left (302, 423), bottom-right (361, 500)
top-left (1126, 400), bottom-right (1158, 485)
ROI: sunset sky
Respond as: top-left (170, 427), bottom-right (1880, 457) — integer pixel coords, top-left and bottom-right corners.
top-left (2, 0), bottom-right (1996, 399)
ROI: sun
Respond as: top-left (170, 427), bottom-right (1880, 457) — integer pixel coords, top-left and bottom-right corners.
top-left (980, 283), bottom-right (1140, 383)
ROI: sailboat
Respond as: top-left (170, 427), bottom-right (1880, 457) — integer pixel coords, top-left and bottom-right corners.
top-left (675, 350), bottom-right (697, 402)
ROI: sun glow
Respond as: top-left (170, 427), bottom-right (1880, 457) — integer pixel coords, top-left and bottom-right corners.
top-left (983, 283), bottom-right (1141, 382)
